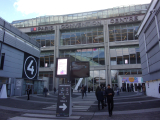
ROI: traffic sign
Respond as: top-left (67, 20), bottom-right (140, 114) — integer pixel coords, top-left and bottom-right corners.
top-left (56, 84), bottom-right (72, 117)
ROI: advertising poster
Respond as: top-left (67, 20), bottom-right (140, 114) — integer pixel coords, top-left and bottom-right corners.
top-left (57, 59), bottom-right (67, 75)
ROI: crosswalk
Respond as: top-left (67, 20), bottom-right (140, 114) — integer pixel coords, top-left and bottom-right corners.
top-left (9, 93), bottom-right (95, 120)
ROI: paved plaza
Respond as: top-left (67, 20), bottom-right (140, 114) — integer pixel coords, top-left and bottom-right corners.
top-left (0, 91), bottom-right (160, 120)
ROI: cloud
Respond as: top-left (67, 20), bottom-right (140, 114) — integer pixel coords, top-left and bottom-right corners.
top-left (14, 0), bottom-right (151, 17)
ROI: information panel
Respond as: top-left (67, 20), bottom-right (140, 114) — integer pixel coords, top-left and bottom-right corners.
top-left (56, 84), bottom-right (71, 117)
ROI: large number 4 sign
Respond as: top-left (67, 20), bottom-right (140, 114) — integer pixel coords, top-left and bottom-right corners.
top-left (27, 60), bottom-right (34, 75)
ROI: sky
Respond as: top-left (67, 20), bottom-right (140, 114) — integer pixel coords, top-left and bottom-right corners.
top-left (0, 0), bottom-right (152, 23)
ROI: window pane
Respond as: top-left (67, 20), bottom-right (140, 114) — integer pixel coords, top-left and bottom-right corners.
top-left (81, 29), bottom-right (86, 44)
top-left (124, 70), bottom-right (130, 75)
top-left (76, 30), bottom-right (81, 44)
top-left (111, 57), bottom-right (116, 65)
top-left (138, 69), bottom-right (142, 74)
top-left (41, 33), bottom-right (46, 47)
top-left (61, 32), bottom-right (65, 45)
top-left (109, 26), bottom-right (115, 42)
top-left (93, 28), bottom-right (98, 43)
top-left (40, 57), bottom-right (44, 67)
top-left (118, 70), bottom-right (124, 75)
top-left (130, 54), bottom-right (136, 64)
top-left (98, 27), bottom-right (104, 43)
top-left (121, 25), bottom-right (127, 41)
top-left (70, 30), bottom-right (75, 45)
top-left (115, 26), bottom-right (121, 41)
top-left (131, 69), bottom-right (137, 74)
top-left (137, 52), bottom-right (141, 64)
top-left (75, 49), bottom-right (81, 61)
top-left (46, 34), bottom-right (50, 46)
top-left (99, 48), bottom-right (105, 65)
top-left (127, 24), bottom-right (133, 40)
top-left (45, 56), bottom-right (49, 67)
top-left (87, 28), bottom-right (92, 44)
top-left (81, 49), bottom-right (87, 61)
top-left (93, 48), bottom-right (99, 65)
top-left (50, 55), bottom-right (54, 67)
top-left (50, 34), bottom-right (54, 46)
top-left (36, 34), bottom-right (41, 45)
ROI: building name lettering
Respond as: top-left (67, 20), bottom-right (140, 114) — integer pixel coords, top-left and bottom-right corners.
top-left (61, 21), bottom-right (101, 29)
top-left (38, 26), bottom-right (54, 31)
top-left (110, 16), bottom-right (138, 24)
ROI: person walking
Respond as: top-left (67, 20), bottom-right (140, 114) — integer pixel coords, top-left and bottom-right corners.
top-left (54, 87), bottom-right (56, 94)
top-left (105, 84), bottom-right (114, 117)
top-left (95, 86), bottom-right (100, 100)
top-left (142, 84), bottom-right (146, 95)
top-left (43, 87), bottom-right (48, 97)
top-left (81, 86), bottom-right (84, 99)
top-left (84, 86), bottom-right (87, 96)
top-left (97, 88), bottom-right (104, 110)
top-left (88, 87), bottom-right (91, 93)
top-left (116, 86), bottom-right (120, 95)
top-left (26, 86), bottom-right (31, 100)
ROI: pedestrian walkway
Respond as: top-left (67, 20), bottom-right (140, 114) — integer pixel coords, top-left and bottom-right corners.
top-left (0, 91), bottom-right (159, 120)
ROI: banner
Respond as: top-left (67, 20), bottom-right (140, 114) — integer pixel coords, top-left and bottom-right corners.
top-left (122, 77), bottom-right (142, 83)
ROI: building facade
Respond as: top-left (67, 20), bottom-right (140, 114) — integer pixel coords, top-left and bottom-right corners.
top-left (0, 18), bottom-right (41, 97)
top-left (137, 0), bottom-right (160, 98)
top-left (12, 4), bottom-right (149, 92)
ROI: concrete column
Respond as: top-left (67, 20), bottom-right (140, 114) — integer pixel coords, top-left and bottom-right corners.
top-left (53, 25), bottom-right (60, 89)
top-left (103, 20), bottom-right (110, 87)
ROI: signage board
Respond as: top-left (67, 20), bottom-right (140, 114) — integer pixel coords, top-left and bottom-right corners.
top-left (56, 84), bottom-right (71, 117)
top-left (22, 53), bottom-right (38, 79)
top-left (55, 58), bottom-right (70, 78)
top-left (31, 26), bottom-right (54, 32)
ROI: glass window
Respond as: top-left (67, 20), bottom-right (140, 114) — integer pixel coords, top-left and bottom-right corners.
top-left (115, 26), bottom-right (121, 41)
top-left (131, 69), bottom-right (137, 74)
top-left (137, 52), bottom-right (141, 64)
top-left (28, 20), bottom-right (32, 27)
top-left (75, 49), bottom-right (81, 61)
top-left (111, 70), bottom-right (118, 83)
top-left (124, 70), bottom-right (130, 75)
top-left (138, 69), bottom-right (142, 74)
top-left (64, 50), bottom-right (70, 58)
top-left (83, 13), bottom-right (87, 21)
top-left (36, 34), bottom-right (41, 45)
top-left (98, 27), bottom-right (104, 43)
top-left (112, 8), bottom-right (119, 17)
top-left (81, 49), bottom-right (87, 61)
top-left (40, 57), bottom-right (44, 67)
top-left (67, 15), bottom-right (72, 22)
top-left (108, 9), bottom-right (113, 17)
top-left (76, 30), bottom-right (81, 44)
top-left (65, 32), bottom-right (70, 45)
top-left (99, 48), bottom-right (105, 65)
top-left (45, 17), bottom-right (50, 24)
top-left (87, 28), bottom-right (92, 44)
top-left (86, 49), bottom-right (93, 65)
top-left (111, 57), bottom-right (116, 65)
top-left (50, 55), bottom-right (54, 67)
top-left (116, 49), bottom-right (123, 64)
top-left (59, 51), bottom-right (64, 58)
top-left (92, 12), bottom-right (97, 19)
top-left (118, 70), bottom-right (124, 75)
top-left (32, 19), bottom-right (37, 26)
top-left (41, 33), bottom-right (46, 47)
top-left (100, 70), bottom-right (105, 84)
top-left (93, 28), bottom-right (98, 43)
top-left (46, 34), bottom-right (50, 46)
top-left (50, 16), bottom-right (54, 24)
top-left (97, 11), bottom-right (103, 18)
top-left (50, 34), bottom-right (54, 46)
top-left (61, 32), bottom-right (66, 45)
top-left (73, 14), bottom-right (77, 21)
top-left (119, 7), bottom-right (125, 16)
top-left (109, 26), bottom-right (115, 42)
top-left (70, 30), bottom-right (76, 45)
top-left (123, 48), bottom-right (129, 64)
top-left (44, 56), bottom-right (49, 67)
top-left (81, 29), bottom-right (86, 44)
top-left (59, 16), bottom-right (63, 23)
top-left (130, 54), bottom-right (136, 64)
top-left (102, 10), bottom-right (107, 18)
top-left (121, 25), bottom-right (127, 41)
top-left (70, 50), bottom-right (76, 63)
top-left (127, 24), bottom-right (133, 40)
top-left (93, 48), bottom-right (99, 65)
top-left (78, 14), bottom-right (82, 21)
top-left (87, 12), bottom-right (92, 20)
top-left (54, 16), bottom-right (59, 23)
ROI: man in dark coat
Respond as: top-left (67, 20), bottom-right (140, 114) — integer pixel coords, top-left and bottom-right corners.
top-left (105, 84), bottom-right (114, 117)
top-left (26, 86), bottom-right (31, 100)
top-left (97, 88), bottom-right (104, 110)
top-left (43, 87), bottom-right (48, 97)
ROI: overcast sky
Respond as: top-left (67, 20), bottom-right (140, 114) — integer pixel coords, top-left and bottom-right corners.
top-left (0, 0), bottom-right (151, 23)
